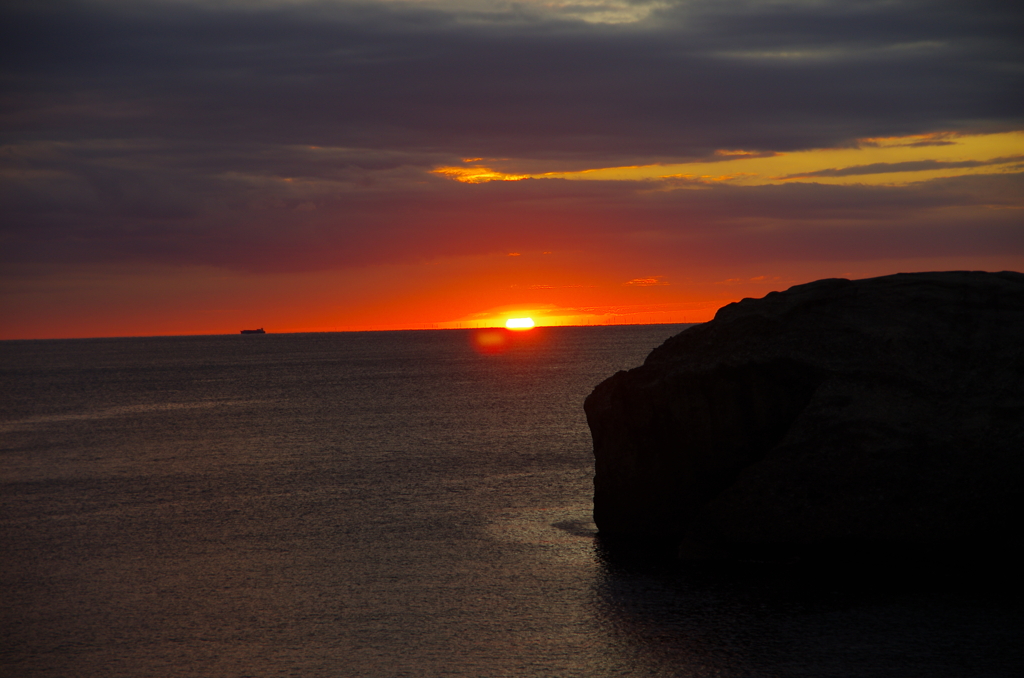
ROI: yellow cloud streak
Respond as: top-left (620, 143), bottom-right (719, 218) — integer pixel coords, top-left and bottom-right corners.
top-left (434, 130), bottom-right (1024, 186)
top-left (432, 166), bottom-right (530, 183)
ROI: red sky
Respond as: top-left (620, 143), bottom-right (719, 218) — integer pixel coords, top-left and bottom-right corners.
top-left (2, 0), bottom-right (1022, 339)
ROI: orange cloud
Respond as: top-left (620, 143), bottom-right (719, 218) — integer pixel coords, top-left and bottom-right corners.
top-left (432, 166), bottom-right (529, 183)
top-left (625, 277), bottom-right (669, 286)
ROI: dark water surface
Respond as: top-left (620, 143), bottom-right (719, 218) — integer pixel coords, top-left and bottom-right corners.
top-left (2, 326), bottom-right (1021, 677)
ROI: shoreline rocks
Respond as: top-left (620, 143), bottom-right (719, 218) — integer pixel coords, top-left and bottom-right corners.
top-left (585, 271), bottom-right (1024, 561)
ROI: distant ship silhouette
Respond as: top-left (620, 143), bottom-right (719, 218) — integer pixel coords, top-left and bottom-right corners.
top-left (240, 328), bottom-right (266, 334)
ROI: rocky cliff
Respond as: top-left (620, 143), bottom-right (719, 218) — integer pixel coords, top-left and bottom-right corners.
top-left (585, 271), bottom-right (1024, 560)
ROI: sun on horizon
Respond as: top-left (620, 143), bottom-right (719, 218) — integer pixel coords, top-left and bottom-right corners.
top-left (505, 317), bottom-right (535, 330)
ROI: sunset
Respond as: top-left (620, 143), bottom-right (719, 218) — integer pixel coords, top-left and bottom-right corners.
top-left (2, 0), bottom-right (1021, 339)
top-left (3, 2), bottom-right (1023, 676)
top-left (505, 318), bottom-right (535, 330)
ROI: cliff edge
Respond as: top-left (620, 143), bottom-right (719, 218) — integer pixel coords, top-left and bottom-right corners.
top-left (584, 271), bottom-right (1024, 560)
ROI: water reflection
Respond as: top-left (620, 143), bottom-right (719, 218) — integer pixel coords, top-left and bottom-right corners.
top-left (5, 327), bottom-right (1018, 677)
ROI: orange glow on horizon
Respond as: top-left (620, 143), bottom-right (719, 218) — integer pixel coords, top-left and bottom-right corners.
top-left (5, 253), bottom-right (1021, 340)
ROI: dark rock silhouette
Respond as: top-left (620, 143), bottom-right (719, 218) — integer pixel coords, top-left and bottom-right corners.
top-left (585, 271), bottom-right (1024, 561)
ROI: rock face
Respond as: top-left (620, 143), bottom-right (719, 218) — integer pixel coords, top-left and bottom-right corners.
top-left (585, 271), bottom-right (1024, 559)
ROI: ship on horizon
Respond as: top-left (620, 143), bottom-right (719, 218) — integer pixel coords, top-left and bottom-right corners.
top-left (240, 328), bottom-right (266, 334)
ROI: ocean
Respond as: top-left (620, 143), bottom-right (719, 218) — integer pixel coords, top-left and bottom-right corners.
top-left (1, 326), bottom-right (1020, 677)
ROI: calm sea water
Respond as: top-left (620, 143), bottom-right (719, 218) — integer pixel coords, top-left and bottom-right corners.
top-left (2, 326), bottom-right (1021, 677)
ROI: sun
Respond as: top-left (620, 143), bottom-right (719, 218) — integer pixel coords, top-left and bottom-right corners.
top-left (505, 317), bottom-right (535, 330)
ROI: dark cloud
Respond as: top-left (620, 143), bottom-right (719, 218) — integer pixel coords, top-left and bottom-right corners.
top-left (3, 0), bottom-right (1021, 158)
top-left (1, 0), bottom-right (1022, 277)
top-left (4, 162), bottom-right (1021, 273)
top-left (780, 156), bottom-right (1024, 179)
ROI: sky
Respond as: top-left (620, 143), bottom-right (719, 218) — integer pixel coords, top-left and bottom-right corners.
top-left (2, 0), bottom-right (1022, 338)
